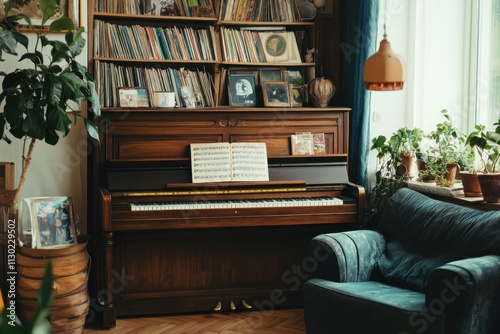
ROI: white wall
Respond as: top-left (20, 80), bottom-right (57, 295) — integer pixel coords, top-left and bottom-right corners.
top-left (1, 1), bottom-right (89, 234)
top-left (368, 0), bottom-right (472, 190)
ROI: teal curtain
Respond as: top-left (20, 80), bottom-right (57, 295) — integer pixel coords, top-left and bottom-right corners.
top-left (338, 0), bottom-right (379, 188)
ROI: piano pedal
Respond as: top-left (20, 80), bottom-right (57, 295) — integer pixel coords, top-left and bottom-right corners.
top-left (242, 300), bottom-right (253, 309)
top-left (213, 301), bottom-right (222, 311)
top-left (230, 300), bottom-right (236, 310)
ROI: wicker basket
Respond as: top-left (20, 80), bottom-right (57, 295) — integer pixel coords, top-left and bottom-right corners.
top-left (17, 235), bottom-right (91, 333)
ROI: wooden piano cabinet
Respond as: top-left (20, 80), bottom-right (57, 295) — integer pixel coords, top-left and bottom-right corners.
top-left (88, 108), bottom-right (364, 328)
top-left (108, 224), bottom-right (354, 317)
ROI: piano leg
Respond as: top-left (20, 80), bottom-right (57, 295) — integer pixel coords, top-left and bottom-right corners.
top-left (101, 232), bottom-right (116, 328)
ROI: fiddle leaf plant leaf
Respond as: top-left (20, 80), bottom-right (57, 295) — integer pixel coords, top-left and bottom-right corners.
top-left (49, 16), bottom-right (74, 32)
top-left (85, 119), bottom-right (100, 142)
top-left (39, 0), bottom-right (57, 26)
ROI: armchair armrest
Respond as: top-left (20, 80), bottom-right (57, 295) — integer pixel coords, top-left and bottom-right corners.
top-left (426, 255), bottom-right (500, 334)
top-left (308, 230), bottom-right (386, 282)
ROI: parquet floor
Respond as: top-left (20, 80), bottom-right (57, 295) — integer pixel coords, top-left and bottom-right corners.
top-left (84, 308), bottom-right (306, 334)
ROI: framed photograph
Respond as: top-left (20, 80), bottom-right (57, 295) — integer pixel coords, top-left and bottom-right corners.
top-left (29, 196), bottom-right (77, 249)
top-left (263, 82), bottom-right (290, 107)
top-left (0, 162), bottom-right (15, 191)
top-left (258, 32), bottom-right (302, 64)
top-left (118, 87), bottom-right (150, 107)
top-left (228, 74), bottom-right (257, 107)
top-left (259, 68), bottom-right (283, 85)
top-left (15, 0), bottom-right (81, 32)
top-left (289, 84), bottom-right (304, 107)
top-left (285, 69), bottom-right (304, 85)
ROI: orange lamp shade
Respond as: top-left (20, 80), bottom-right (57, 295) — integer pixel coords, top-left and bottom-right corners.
top-left (363, 39), bottom-right (405, 91)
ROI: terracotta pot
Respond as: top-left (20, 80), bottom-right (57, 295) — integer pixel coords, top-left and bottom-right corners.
top-left (396, 153), bottom-right (415, 179)
top-left (308, 77), bottom-right (335, 107)
top-left (459, 172), bottom-right (482, 197)
top-left (438, 163), bottom-right (458, 187)
top-left (477, 173), bottom-right (500, 203)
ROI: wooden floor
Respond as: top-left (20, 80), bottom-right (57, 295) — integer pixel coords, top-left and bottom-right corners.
top-left (84, 308), bottom-right (306, 334)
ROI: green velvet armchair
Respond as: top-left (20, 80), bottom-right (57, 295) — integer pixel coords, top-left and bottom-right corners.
top-left (303, 188), bottom-right (500, 334)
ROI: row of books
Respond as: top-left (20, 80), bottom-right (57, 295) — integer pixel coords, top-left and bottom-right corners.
top-left (220, 28), bottom-right (302, 64)
top-left (95, 60), bottom-right (214, 108)
top-left (95, 0), bottom-right (215, 17)
top-left (94, 20), bottom-right (217, 61)
top-left (219, 0), bottom-right (300, 22)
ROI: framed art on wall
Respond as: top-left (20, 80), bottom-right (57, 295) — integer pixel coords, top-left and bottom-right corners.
top-left (14, 0), bottom-right (81, 32)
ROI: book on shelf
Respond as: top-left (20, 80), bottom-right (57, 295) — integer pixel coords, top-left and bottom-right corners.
top-left (221, 0), bottom-right (298, 22)
top-left (291, 132), bottom-right (326, 155)
top-left (190, 142), bottom-right (269, 183)
top-left (291, 132), bottom-right (313, 155)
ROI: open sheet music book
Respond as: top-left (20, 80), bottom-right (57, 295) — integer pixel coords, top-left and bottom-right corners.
top-left (190, 142), bottom-right (269, 183)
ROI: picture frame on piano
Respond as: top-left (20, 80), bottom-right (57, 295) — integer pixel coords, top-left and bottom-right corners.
top-left (26, 196), bottom-right (77, 249)
top-left (263, 81), bottom-right (290, 107)
top-left (118, 87), bottom-right (150, 108)
top-left (228, 74), bottom-right (257, 107)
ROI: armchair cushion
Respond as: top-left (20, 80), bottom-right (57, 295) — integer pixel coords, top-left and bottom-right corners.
top-left (374, 188), bottom-right (500, 291)
top-left (304, 279), bottom-right (444, 334)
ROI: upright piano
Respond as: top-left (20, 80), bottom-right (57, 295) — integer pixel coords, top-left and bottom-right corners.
top-left (88, 107), bottom-right (364, 328)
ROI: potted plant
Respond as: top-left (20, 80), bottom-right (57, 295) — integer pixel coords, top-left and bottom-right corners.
top-left (365, 127), bottom-right (423, 227)
top-left (371, 127), bottom-right (423, 179)
top-left (1, 0), bottom-right (99, 331)
top-left (455, 141), bottom-right (481, 197)
top-left (0, 0), bottom-right (100, 223)
top-left (428, 109), bottom-right (465, 187)
top-left (465, 118), bottom-right (500, 202)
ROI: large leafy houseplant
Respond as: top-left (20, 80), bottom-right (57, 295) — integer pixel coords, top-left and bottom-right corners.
top-left (0, 0), bottom-right (100, 219)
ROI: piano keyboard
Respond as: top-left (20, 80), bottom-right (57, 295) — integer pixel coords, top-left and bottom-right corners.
top-left (130, 196), bottom-right (343, 211)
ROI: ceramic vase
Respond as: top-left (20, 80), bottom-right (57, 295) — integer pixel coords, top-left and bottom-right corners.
top-left (308, 77), bottom-right (335, 107)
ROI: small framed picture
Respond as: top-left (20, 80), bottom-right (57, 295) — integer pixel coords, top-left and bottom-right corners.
top-left (29, 196), bottom-right (77, 249)
top-left (228, 74), bottom-right (257, 107)
top-left (118, 87), bottom-right (149, 108)
top-left (259, 68), bottom-right (283, 85)
top-left (263, 81), bottom-right (290, 107)
top-left (284, 69), bottom-right (304, 85)
top-left (289, 84), bottom-right (304, 107)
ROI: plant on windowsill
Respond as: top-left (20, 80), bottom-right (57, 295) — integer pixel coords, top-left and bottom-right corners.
top-left (465, 118), bottom-right (500, 202)
top-left (0, 0), bottom-right (100, 223)
top-left (428, 109), bottom-right (466, 187)
top-left (365, 127), bottom-right (423, 228)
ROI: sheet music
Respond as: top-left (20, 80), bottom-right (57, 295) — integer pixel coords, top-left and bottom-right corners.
top-left (231, 143), bottom-right (269, 181)
top-left (190, 142), bottom-right (269, 183)
top-left (191, 143), bottom-right (232, 183)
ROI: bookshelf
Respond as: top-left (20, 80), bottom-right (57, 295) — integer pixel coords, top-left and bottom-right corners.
top-left (87, 0), bottom-right (318, 110)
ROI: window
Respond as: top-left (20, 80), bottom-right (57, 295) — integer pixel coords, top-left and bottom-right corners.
top-left (474, 0), bottom-right (500, 127)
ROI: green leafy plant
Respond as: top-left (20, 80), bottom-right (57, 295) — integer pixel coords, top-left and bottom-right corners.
top-left (365, 127), bottom-right (423, 227)
top-left (0, 262), bottom-right (52, 333)
top-left (427, 109), bottom-right (467, 186)
top-left (0, 0), bottom-right (100, 219)
top-left (466, 118), bottom-right (500, 173)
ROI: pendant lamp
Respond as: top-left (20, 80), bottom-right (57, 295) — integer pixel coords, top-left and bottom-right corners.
top-left (363, 23), bottom-right (405, 91)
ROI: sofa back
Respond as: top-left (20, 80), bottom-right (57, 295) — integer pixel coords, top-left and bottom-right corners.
top-left (374, 188), bottom-right (500, 291)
